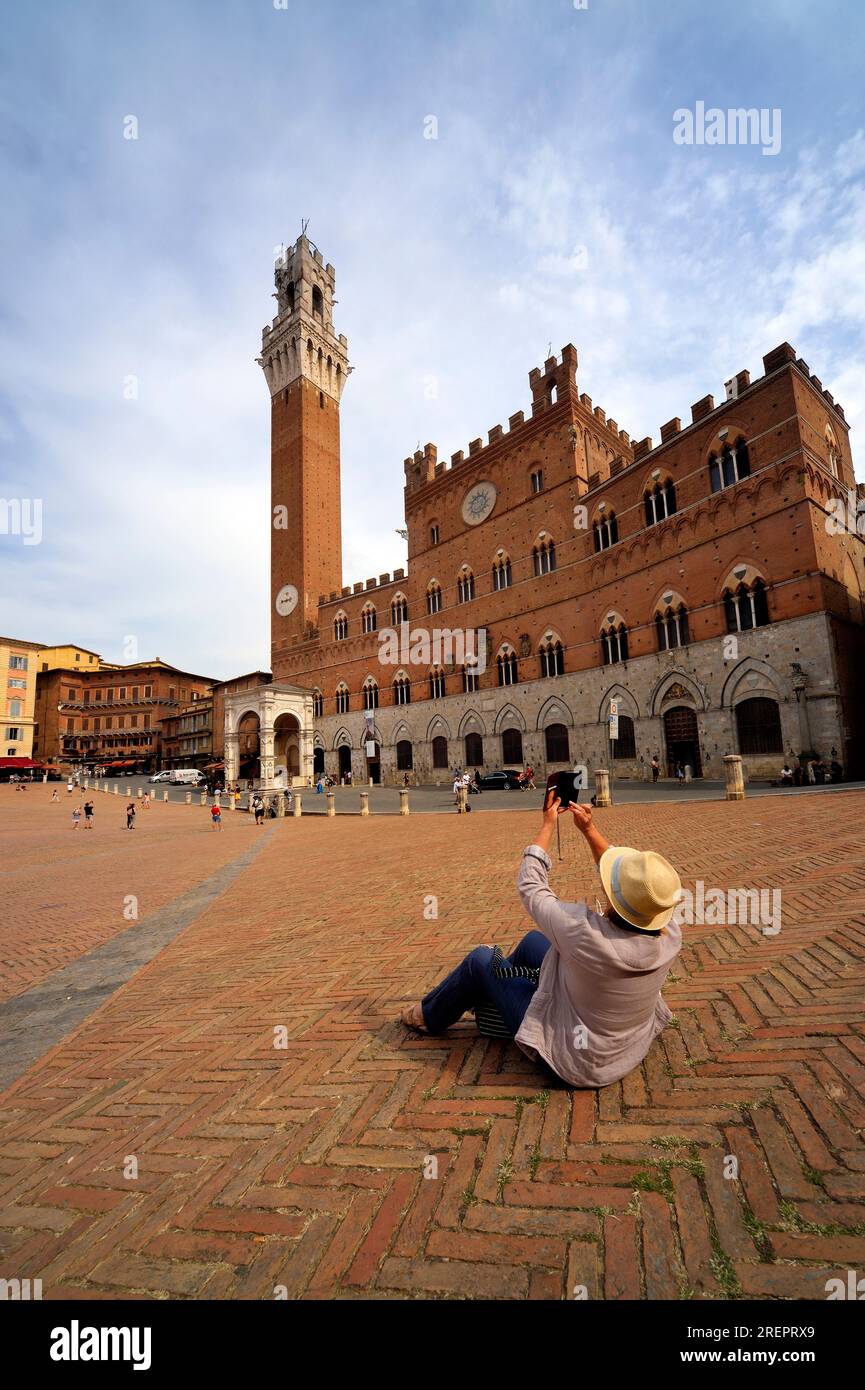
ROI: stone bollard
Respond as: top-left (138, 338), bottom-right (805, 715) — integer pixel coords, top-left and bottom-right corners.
top-left (137, 787), bottom-right (143, 799)
top-left (594, 769), bottom-right (611, 807)
top-left (326, 790), bottom-right (336, 817)
top-left (114, 784), bottom-right (119, 795)
top-left (200, 790), bottom-right (207, 806)
top-left (360, 791), bottom-right (369, 817)
top-left (293, 792), bottom-right (302, 818)
top-left (684, 764), bottom-right (692, 783)
top-left (399, 788), bottom-right (410, 816)
top-left (276, 794), bottom-right (285, 818)
top-left (163, 790), bottom-right (168, 803)
top-left (457, 784), bottom-right (468, 814)
top-left (723, 754), bottom-right (745, 801)
top-left (185, 791), bottom-right (192, 805)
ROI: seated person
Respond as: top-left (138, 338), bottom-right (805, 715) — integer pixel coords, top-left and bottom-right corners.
top-left (780, 764), bottom-right (795, 785)
top-left (401, 796), bottom-right (682, 1089)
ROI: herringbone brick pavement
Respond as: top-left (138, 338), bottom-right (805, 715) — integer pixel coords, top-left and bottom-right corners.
top-left (0, 786), bottom-right (250, 1002)
top-left (1, 789), bottom-right (863, 1299)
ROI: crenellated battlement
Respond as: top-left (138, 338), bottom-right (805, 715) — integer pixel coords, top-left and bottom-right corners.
top-left (403, 344), bottom-right (630, 497)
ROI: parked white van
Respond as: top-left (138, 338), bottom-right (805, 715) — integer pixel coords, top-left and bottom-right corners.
top-left (168, 769), bottom-right (204, 786)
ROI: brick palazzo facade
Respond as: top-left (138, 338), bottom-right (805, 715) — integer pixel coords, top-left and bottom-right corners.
top-left (34, 660), bottom-right (216, 772)
top-left (245, 234), bottom-right (864, 788)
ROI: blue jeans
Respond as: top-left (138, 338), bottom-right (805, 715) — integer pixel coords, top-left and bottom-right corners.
top-left (421, 930), bottom-right (550, 1036)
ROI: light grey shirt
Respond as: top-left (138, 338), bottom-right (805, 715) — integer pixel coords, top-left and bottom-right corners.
top-left (515, 846), bottom-right (681, 1088)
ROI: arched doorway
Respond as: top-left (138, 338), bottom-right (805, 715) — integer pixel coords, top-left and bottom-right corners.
top-left (366, 742), bottom-right (381, 784)
top-left (238, 711), bottom-right (261, 782)
top-left (313, 746), bottom-right (325, 777)
top-left (337, 744), bottom-right (352, 779)
top-left (663, 705), bottom-right (702, 777)
top-left (502, 727), bottom-right (523, 765)
top-left (274, 712), bottom-right (300, 781)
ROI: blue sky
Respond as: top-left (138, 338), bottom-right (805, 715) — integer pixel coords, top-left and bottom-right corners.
top-left (2, 0), bottom-right (863, 678)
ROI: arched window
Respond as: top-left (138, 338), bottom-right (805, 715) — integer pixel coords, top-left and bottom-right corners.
top-left (362, 678), bottom-right (379, 710)
top-left (429, 667), bottom-right (446, 700)
top-left (644, 478), bottom-right (677, 526)
top-left (393, 675), bottom-right (412, 705)
top-left (826, 428), bottom-right (841, 479)
top-left (593, 510), bottom-right (619, 551)
top-left (432, 735), bottom-right (449, 768)
top-left (397, 739), bottom-right (413, 771)
top-left (613, 714), bottom-right (636, 759)
top-left (724, 577), bottom-right (769, 632)
top-left (601, 620), bottom-right (629, 665)
top-left (497, 648), bottom-right (519, 687)
top-left (736, 697), bottom-right (783, 755)
top-left (530, 469), bottom-right (544, 494)
top-left (430, 524), bottom-right (440, 546)
top-left (710, 437), bottom-right (750, 493)
top-left (334, 612), bottom-right (348, 641)
top-left (312, 689), bottom-right (323, 718)
top-left (502, 727), bottom-right (523, 764)
top-left (391, 594), bottom-right (408, 625)
top-left (361, 603), bottom-right (377, 634)
top-left (427, 582), bottom-right (442, 615)
top-left (287, 281), bottom-right (296, 314)
top-left (545, 723), bottom-right (570, 762)
top-left (457, 568), bottom-right (475, 603)
top-left (465, 731), bottom-right (483, 766)
top-left (312, 285), bottom-right (323, 317)
top-left (336, 683), bottom-right (350, 714)
top-left (539, 639), bottom-right (565, 678)
top-left (655, 603), bottom-right (690, 651)
top-left (462, 663), bottom-right (479, 694)
top-left (533, 538), bottom-right (556, 576)
top-left (492, 555), bottom-right (512, 590)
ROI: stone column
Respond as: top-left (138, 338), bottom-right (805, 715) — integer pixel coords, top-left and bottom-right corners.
top-left (594, 768), bottom-right (611, 807)
top-left (259, 727), bottom-right (275, 790)
top-left (224, 732), bottom-right (240, 787)
top-left (326, 790), bottom-right (335, 817)
top-left (300, 726), bottom-right (315, 786)
top-left (360, 791), bottom-right (369, 816)
top-left (723, 754), bottom-right (745, 800)
top-left (276, 793), bottom-right (285, 818)
top-left (399, 788), bottom-right (410, 816)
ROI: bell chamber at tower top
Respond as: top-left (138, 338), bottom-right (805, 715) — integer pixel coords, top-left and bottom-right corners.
top-left (258, 233), bottom-right (350, 403)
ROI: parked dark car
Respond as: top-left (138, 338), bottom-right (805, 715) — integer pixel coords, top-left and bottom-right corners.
top-left (476, 769), bottom-right (523, 790)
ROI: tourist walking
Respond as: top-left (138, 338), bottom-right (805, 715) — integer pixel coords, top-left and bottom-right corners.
top-left (651, 756), bottom-right (660, 783)
top-left (142, 792), bottom-right (150, 809)
top-left (83, 799), bottom-right (94, 829)
top-left (51, 788), bottom-right (60, 802)
top-left (211, 801), bottom-right (222, 831)
top-left (126, 802), bottom-right (136, 830)
top-left (67, 780), bottom-right (74, 795)
top-left (252, 793), bottom-right (264, 826)
top-left (71, 805), bottom-right (81, 829)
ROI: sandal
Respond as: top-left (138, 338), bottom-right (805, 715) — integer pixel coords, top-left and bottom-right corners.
top-left (399, 1003), bottom-right (428, 1033)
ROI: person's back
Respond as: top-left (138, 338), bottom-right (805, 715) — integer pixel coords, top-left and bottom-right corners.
top-left (516, 873), bottom-right (680, 1087)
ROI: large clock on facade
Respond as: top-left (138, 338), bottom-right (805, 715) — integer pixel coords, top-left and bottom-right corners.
top-left (275, 583), bottom-right (299, 617)
top-left (461, 480), bottom-right (497, 526)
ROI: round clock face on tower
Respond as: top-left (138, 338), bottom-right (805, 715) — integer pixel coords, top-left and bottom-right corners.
top-left (275, 584), bottom-right (299, 618)
top-left (461, 480), bottom-right (498, 527)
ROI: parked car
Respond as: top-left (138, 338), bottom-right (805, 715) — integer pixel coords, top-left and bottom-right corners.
top-left (149, 771), bottom-right (172, 783)
top-left (476, 769), bottom-right (523, 791)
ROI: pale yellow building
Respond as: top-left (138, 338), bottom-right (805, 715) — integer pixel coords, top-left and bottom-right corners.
top-left (36, 644), bottom-right (102, 673)
top-left (1, 636), bottom-right (42, 763)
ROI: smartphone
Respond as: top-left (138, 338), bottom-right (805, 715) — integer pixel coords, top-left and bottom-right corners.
top-left (545, 770), bottom-right (581, 808)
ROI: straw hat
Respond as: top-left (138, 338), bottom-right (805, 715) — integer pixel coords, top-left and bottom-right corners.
top-left (599, 845), bottom-right (681, 933)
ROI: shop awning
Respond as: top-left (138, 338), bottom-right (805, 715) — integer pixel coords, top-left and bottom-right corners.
top-left (0, 757), bottom-right (37, 769)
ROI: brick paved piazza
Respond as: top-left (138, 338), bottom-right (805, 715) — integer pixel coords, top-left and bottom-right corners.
top-left (1, 783), bottom-right (863, 1300)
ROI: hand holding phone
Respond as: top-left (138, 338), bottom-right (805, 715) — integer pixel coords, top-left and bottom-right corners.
top-left (545, 770), bottom-right (581, 809)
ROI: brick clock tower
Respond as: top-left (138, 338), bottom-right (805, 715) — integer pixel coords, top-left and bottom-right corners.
top-left (259, 234), bottom-right (350, 662)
